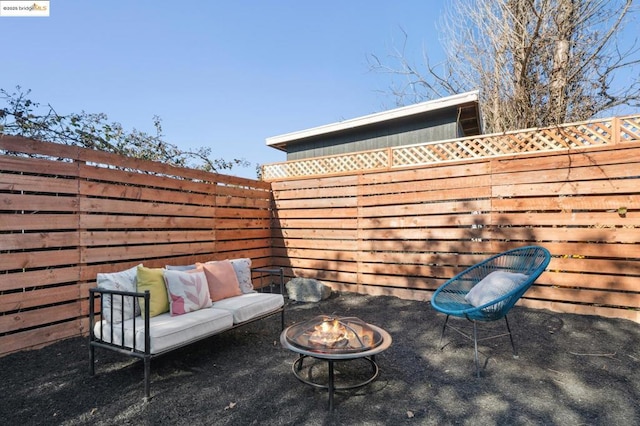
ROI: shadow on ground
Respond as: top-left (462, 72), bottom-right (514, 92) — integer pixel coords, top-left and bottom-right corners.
top-left (1, 292), bottom-right (639, 425)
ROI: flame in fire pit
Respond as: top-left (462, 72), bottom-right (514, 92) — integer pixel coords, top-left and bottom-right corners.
top-left (285, 315), bottom-right (382, 354)
top-left (309, 318), bottom-right (349, 348)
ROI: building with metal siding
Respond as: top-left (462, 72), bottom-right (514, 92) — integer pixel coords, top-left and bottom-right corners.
top-left (266, 91), bottom-right (482, 161)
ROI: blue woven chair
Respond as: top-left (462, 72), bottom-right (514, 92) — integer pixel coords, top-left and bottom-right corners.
top-left (431, 246), bottom-right (551, 377)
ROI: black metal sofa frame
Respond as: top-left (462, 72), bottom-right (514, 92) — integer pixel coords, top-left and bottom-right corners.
top-left (89, 288), bottom-right (285, 400)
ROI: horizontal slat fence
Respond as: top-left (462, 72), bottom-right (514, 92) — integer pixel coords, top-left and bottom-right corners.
top-left (271, 138), bottom-right (640, 323)
top-left (2, 114), bottom-right (640, 356)
top-left (0, 136), bottom-right (271, 356)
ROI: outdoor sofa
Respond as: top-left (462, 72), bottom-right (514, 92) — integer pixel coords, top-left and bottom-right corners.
top-left (89, 258), bottom-right (285, 400)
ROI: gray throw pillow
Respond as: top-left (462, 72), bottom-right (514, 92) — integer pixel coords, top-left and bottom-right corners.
top-left (97, 264), bottom-right (142, 322)
top-left (165, 264), bottom-right (197, 271)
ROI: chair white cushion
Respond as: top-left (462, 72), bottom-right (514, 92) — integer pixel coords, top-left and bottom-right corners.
top-left (212, 293), bottom-right (284, 324)
top-left (465, 271), bottom-right (528, 308)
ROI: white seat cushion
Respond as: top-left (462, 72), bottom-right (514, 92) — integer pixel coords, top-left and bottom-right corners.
top-left (94, 307), bottom-right (233, 354)
top-left (212, 293), bottom-right (284, 324)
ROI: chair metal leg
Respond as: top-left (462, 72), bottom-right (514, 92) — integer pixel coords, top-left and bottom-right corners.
top-left (504, 315), bottom-right (518, 358)
top-left (473, 321), bottom-right (480, 378)
top-left (442, 315), bottom-right (517, 377)
top-left (439, 315), bottom-right (450, 348)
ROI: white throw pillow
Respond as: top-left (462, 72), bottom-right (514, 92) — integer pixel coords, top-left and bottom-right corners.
top-left (229, 258), bottom-right (255, 293)
top-left (163, 269), bottom-right (212, 316)
top-left (97, 264), bottom-right (142, 323)
top-left (464, 271), bottom-right (528, 309)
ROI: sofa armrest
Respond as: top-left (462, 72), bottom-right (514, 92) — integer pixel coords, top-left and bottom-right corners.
top-left (89, 287), bottom-right (150, 353)
top-left (252, 267), bottom-right (284, 294)
top-left (89, 287), bottom-right (153, 399)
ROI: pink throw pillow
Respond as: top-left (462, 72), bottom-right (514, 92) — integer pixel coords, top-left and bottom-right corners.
top-left (199, 260), bottom-right (242, 302)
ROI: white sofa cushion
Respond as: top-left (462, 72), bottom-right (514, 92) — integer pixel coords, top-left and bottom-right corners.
top-left (94, 307), bottom-right (233, 354)
top-left (212, 293), bottom-right (284, 324)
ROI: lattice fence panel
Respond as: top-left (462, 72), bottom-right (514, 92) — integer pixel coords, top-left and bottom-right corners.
top-left (621, 116), bottom-right (640, 141)
top-left (262, 149), bottom-right (388, 180)
top-left (262, 115), bottom-right (640, 180)
top-left (393, 120), bottom-right (622, 167)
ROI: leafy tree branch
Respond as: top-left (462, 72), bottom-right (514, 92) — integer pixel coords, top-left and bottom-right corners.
top-left (0, 86), bottom-right (249, 173)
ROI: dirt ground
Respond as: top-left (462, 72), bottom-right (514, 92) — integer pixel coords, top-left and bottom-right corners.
top-left (1, 292), bottom-right (639, 425)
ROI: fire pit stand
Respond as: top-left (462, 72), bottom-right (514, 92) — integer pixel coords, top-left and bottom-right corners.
top-left (280, 316), bottom-right (392, 411)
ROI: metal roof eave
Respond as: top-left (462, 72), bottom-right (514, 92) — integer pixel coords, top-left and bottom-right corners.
top-left (266, 90), bottom-right (480, 150)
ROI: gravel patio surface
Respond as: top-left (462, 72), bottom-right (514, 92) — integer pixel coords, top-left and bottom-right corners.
top-left (2, 292), bottom-right (639, 425)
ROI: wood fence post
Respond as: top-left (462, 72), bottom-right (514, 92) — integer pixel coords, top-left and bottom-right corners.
top-left (612, 117), bottom-right (621, 145)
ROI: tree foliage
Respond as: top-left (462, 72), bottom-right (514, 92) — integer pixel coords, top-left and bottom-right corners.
top-left (369, 0), bottom-right (640, 133)
top-left (0, 87), bottom-right (249, 173)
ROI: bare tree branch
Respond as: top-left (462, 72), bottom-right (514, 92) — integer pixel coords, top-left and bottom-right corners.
top-left (369, 0), bottom-right (640, 133)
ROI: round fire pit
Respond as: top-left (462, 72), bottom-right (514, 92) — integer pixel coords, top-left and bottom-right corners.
top-left (280, 315), bottom-right (392, 411)
top-left (284, 315), bottom-right (385, 355)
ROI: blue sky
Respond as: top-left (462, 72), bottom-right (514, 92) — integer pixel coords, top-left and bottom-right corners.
top-left (2, 1), bottom-right (637, 179)
top-left (2, 1), bottom-right (448, 178)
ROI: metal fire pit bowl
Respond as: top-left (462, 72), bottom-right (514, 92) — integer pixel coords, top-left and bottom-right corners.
top-left (284, 315), bottom-right (385, 355)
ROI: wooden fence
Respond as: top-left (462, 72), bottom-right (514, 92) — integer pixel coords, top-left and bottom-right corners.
top-left (270, 130), bottom-right (640, 323)
top-left (2, 114), bottom-right (640, 356)
top-left (0, 136), bottom-right (272, 356)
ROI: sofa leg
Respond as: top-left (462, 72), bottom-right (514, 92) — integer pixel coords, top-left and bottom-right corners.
top-left (89, 344), bottom-right (95, 376)
top-left (144, 356), bottom-right (151, 401)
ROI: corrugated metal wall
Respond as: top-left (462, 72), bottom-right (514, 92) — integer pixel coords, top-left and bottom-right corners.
top-left (287, 109), bottom-right (458, 160)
